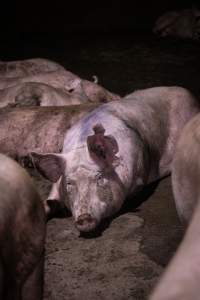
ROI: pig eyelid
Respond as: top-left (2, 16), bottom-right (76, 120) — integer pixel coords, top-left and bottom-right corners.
top-left (95, 172), bottom-right (103, 180)
top-left (96, 172), bottom-right (107, 186)
top-left (65, 178), bottom-right (74, 185)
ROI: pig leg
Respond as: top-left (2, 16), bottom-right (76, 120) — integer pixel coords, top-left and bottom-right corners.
top-left (22, 254), bottom-right (44, 300)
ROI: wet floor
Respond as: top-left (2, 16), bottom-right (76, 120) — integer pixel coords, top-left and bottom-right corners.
top-left (2, 31), bottom-right (200, 299)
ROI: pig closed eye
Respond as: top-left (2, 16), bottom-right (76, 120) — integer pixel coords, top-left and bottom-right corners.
top-left (96, 173), bottom-right (105, 186)
top-left (66, 180), bottom-right (75, 193)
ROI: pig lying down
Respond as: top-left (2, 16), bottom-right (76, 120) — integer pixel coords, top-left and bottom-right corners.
top-left (0, 82), bottom-right (89, 108)
top-left (0, 69), bottom-right (120, 104)
top-left (0, 57), bottom-right (65, 77)
top-left (150, 113), bottom-right (200, 300)
top-left (153, 8), bottom-right (200, 40)
top-left (31, 86), bottom-right (200, 232)
top-left (0, 154), bottom-right (46, 300)
top-left (0, 104), bottom-right (99, 161)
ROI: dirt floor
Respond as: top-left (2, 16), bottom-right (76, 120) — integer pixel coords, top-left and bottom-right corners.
top-left (2, 32), bottom-right (200, 299)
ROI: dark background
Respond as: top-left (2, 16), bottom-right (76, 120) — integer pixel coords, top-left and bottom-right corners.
top-left (4, 0), bottom-right (200, 36)
top-left (1, 0), bottom-right (200, 98)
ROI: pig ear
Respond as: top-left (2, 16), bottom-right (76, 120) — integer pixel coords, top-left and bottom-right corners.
top-left (87, 123), bottom-right (119, 169)
top-left (30, 152), bottom-right (65, 182)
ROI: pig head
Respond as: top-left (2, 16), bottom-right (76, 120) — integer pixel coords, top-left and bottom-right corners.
top-left (31, 123), bottom-right (131, 232)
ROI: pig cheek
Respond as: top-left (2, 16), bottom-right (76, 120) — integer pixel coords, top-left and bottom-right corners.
top-left (91, 192), bottom-right (107, 222)
top-left (107, 181), bottom-right (125, 215)
top-left (111, 184), bottom-right (125, 211)
top-left (96, 183), bottom-right (119, 218)
top-left (61, 183), bottom-right (76, 213)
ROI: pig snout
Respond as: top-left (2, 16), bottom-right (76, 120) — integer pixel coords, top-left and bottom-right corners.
top-left (75, 213), bottom-right (98, 232)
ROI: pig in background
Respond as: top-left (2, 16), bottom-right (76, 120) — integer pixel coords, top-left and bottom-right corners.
top-left (149, 113), bottom-right (200, 300)
top-left (0, 58), bottom-right (65, 77)
top-left (0, 104), bottom-right (99, 163)
top-left (0, 78), bottom-right (120, 108)
top-left (31, 86), bottom-right (200, 233)
top-left (0, 82), bottom-right (89, 108)
top-left (153, 7), bottom-right (200, 40)
top-left (0, 154), bottom-right (46, 300)
top-left (0, 59), bottom-right (120, 105)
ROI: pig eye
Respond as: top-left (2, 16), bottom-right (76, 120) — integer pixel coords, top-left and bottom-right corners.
top-left (66, 179), bottom-right (75, 193)
top-left (96, 173), bottom-right (105, 186)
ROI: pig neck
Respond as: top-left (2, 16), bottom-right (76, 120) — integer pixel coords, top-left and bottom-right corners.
top-left (150, 198), bottom-right (200, 300)
top-left (98, 97), bottom-right (172, 180)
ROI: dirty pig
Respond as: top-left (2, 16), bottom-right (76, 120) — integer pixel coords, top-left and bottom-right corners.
top-left (31, 86), bottom-right (200, 232)
top-left (0, 154), bottom-right (46, 300)
top-left (149, 112), bottom-right (200, 300)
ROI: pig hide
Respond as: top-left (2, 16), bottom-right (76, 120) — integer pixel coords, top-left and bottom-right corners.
top-left (0, 104), bottom-right (99, 162)
top-left (0, 69), bottom-right (120, 103)
top-left (0, 82), bottom-right (89, 108)
top-left (0, 57), bottom-right (65, 78)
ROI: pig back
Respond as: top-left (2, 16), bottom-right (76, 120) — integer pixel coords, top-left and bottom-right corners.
top-left (0, 104), bottom-right (99, 160)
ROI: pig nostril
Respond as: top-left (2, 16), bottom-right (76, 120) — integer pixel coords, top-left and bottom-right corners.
top-left (76, 214), bottom-right (97, 232)
top-left (77, 219), bottom-right (84, 226)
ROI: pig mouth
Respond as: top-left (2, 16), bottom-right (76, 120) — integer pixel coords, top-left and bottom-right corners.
top-left (75, 214), bottom-right (112, 238)
top-left (75, 213), bottom-right (98, 233)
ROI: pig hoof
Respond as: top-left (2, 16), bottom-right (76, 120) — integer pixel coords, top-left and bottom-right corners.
top-left (75, 214), bottom-right (97, 232)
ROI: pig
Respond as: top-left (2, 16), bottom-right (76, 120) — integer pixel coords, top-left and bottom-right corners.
top-left (0, 57), bottom-right (65, 78)
top-left (0, 153), bottom-right (46, 300)
top-left (149, 112), bottom-right (200, 300)
top-left (31, 86), bottom-right (200, 232)
top-left (0, 104), bottom-right (99, 162)
top-left (0, 82), bottom-right (89, 108)
top-left (153, 8), bottom-right (200, 40)
top-left (153, 11), bottom-right (180, 36)
top-left (0, 69), bottom-right (120, 103)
